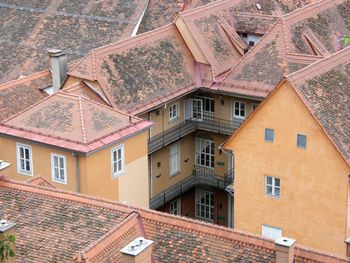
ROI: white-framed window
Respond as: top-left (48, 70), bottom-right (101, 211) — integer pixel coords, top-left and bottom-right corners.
top-left (265, 128), bottom-right (274, 142)
top-left (262, 225), bottom-right (282, 240)
top-left (195, 138), bottom-right (214, 168)
top-left (195, 189), bottom-right (214, 221)
top-left (169, 103), bottom-right (179, 121)
top-left (111, 145), bottom-right (125, 178)
top-left (16, 143), bottom-right (33, 176)
top-left (51, 153), bottom-right (67, 184)
top-left (252, 103), bottom-right (259, 111)
top-left (265, 176), bottom-right (280, 198)
top-left (233, 101), bottom-right (246, 119)
top-left (297, 134), bottom-right (307, 149)
top-left (169, 198), bottom-right (181, 215)
top-left (169, 143), bottom-right (180, 176)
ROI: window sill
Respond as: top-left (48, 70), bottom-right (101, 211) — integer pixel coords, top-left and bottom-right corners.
top-left (112, 171), bottom-right (125, 179)
top-left (52, 179), bottom-right (67, 185)
top-left (265, 194), bottom-right (280, 199)
top-left (18, 170), bottom-right (33, 177)
top-left (169, 117), bottom-right (179, 123)
top-left (170, 171), bottom-right (180, 177)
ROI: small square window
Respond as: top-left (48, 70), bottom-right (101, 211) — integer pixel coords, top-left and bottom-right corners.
top-left (265, 176), bottom-right (280, 198)
top-left (297, 134), bottom-right (307, 148)
top-left (265, 128), bottom-right (274, 142)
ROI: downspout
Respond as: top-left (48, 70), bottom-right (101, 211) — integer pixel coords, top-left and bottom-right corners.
top-left (219, 146), bottom-right (234, 228)
top-left (72, 152), bottom-right (80, 193)
top-left (131, 0), bottom-right (150, 37)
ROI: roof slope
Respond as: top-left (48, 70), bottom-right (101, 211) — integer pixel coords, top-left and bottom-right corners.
top-left (0, 0), bottom-right (148, 84)
top-left (69, 24), bottom-right (196, 114)
top-left (0, 177), bottom-right (345, 263)
top-left (0, 71), bottom-right (50, 121)
top-left (0, 92), bottom-right (151, 153)
top-left (220, 0), bottom-right (350, 97)
top-left (287, 47), bottom-right (350, 165)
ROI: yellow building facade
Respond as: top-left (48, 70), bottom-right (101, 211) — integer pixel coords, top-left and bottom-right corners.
top-left (224, 80), bottom-right (350, 256)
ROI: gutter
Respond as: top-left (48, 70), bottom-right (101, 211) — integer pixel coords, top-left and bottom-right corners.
top-left (72, 152), bottom-right (80, 193)
top-left (131, 0), bottom-right (150, 37)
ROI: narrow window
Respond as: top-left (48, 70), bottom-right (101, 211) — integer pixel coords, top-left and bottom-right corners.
top-left (195, 189), bottom-right (214, 221)
top-left (195, 138), bottom-right (214, 168)
top-left (111, 145), bottom-right (124, 177)
top-left (297, 134), bottom-right (307, 148)
top-left (169, 198), bottom-right (181, 215)
top-left (262, 225), bottom-right (282, 240)
top-left (265, 128), bottom-right (274, 142)
top-left (169, 103), bottom-right (179, 121)
top-left (169, 143), bottom-right (180, 176)
top-left (252, 103), bottom-right (259, 111)
top-left (265, 176), bottom-right (280, 198)
top-left (51, 154), bottom-right (67, 184)
top-left (233, 101), bottom-right (246, 119)
top-left (16, 144), bottom-right (33, 176)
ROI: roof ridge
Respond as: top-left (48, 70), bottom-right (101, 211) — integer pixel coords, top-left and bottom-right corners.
top-left (295, 244), bottom-right (346, 261)
top-left (282, 0), bottom-right (339, 22)
top-left (78, 96), bottom-right (87, 144)
top-left (231, 11), bottom-right (279, 19)
top-left (0, 70), bottom-right (50, 90)
top-left (180, 0), bottom-right (231, 17)
top-left (286, 46), bottom-right (350, 82)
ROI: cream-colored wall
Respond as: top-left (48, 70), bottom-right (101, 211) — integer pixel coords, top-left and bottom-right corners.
top-left (118, 155), bottom-right (149, 208)
top-left (225, 81), bottom-right (350, 256)
top-left (0, 137), bottom-right (76, 191)
top-left (151, 132), bottom-right (229, 197)
top-left (83, 131), bottom-right (149, 205)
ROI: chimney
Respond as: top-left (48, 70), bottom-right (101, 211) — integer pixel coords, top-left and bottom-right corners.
top-left (0, 220), bottom-right (16, 263)
top-left (120, 237), bottom-right (153, 263)
top-left (275, 237), bottom-right (295, 263)
top-left (48, 49), bottom-right (67, 93)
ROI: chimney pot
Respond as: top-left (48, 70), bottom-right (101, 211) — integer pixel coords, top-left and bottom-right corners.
top-left (48, 49), bottom-right (67, 93)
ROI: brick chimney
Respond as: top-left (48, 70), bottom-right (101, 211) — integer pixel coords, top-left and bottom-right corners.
top-left (120, 237), bottom-right (153, 263)
top-left (0, 220), bottom-right (16, 263)
top-left (48, 49), bottom-right (67, 93)
top-left (275, 237), bottom-right (295, 263)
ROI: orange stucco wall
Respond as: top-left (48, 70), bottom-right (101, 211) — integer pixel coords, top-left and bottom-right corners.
top-left (225, 81), bottom-right (350, 256)
top-left (0, 131), bottom-right (149, 207)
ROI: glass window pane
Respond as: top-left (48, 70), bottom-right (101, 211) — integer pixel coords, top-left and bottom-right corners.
top-left (59, 157), bottom-right (64, 168)
top-left (266, 185), bottom-right (273, 194)
top-left (297, 134), bottom-right (307, 148)
top-left (265, 128), bottom-right (274, 142)
top-left (266, 176), bottom-right (272, 185)
top-left (275, 188), bottom-right (280, 197)
top-left (275, 178), bottom-right (280, 187)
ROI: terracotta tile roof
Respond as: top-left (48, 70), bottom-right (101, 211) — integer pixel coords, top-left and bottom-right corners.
top-left (0, 70), bottom-right (50, 121)
top-left (287, 46), bottom-right (350, 165)
top-left (0, 0), bottom-right (149, 84)
top-left (0, 92), bottom-right (152, 153)
top-left (0, 177), bottom-right (345, 262)
top-left (69, 24), bottom-right (197, 114)
top-left (219, 0), bottom-right (350, 98)
top-left (233, 12), bottom-right (279, 35)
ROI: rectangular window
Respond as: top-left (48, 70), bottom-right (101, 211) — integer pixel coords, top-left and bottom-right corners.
top-left (169, 103), bottom-right (179, 121)
top-left (265, 176), bottom-right (280, 198)
top-left (233, 101), bottom-right (246, 119)
top-left (51, 154), bottom-right (67, 184)
top-left (169, 198), bottom-right (181, 215)
top-left (196, 96), bottom-right (215, 121)
top-left (297, 134), bottom-right (307, 148)
top-left (192, 99), bottom-right (203, 120)
top-left (195, 138), bottom-right (214, 168)
top-left (111, 145), bottom-right (124, 177)
top-left (252, 103), bottom-right (259, 111)
top-left (262, 225), bottom-right (282, 240)
top-left (169, 143), bottom-right (180, 176)
top-left (195, 189), bottom-right (214, 221)
top-left (265, 128), bottom-right (274, 142)
top-left (16, 143), bottom-right (33, 176)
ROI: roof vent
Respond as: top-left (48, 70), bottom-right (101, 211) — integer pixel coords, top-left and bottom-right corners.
top-left (256, 3), bottom-right (262, 10)
top-left (120, 237), bottom-right (153, 263)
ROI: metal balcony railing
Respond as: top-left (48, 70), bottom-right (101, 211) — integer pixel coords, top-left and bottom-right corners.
top-left (148, 117), bottom-right (243, 153)
top-left (149, 165), bottom-right (234, 209)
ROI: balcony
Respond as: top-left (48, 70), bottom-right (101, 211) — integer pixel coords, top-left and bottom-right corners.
top-left (149, 165), bottom-right (234, 209)
top-left (148, 117), bottom-right (243, 153)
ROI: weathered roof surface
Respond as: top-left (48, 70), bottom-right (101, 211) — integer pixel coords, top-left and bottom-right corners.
top-left (0, 177), bottom-right (345, 263)
top-left (287, 47), bottom-right (350, 165)
top-left (69, 24), bottom-right (196, 114)
top-left (233, 12), bottom-right (278, 34)
top-left (0, 0), bottom-right (148, 84)
top-left (0, 92), bottom-right (151, 153)
top-left (0, 70), bottom-right (50, 121)
top-left (220, 0), bottom-right (350, 98)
